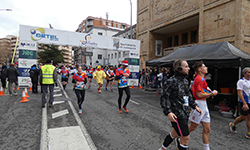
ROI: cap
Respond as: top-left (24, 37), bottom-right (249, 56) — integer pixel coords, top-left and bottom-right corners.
top-left (122, 60), bottom-right (128, 66)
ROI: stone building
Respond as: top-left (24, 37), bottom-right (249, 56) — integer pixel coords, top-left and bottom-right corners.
top-left (137, 0), bottom-right (250, 67)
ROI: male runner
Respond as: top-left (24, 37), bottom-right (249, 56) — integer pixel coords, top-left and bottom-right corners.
top-left (159, 59), bottom-right (202, 150)
top-left (229, 67), bottom-right (250, 139)
top-left (60, 65), bottom-right (69, 90)
top-left (188, 61), bottom-right (218, 150)
top-left (86, 65), bottom-right (94, 89)
top-left (105, 65), bottom-right (115, 92)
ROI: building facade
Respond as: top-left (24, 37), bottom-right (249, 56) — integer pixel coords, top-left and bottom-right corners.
top-left (0, 35), bottom-right (18, 65)
top-left (137, 0), bottom-right (250, 67)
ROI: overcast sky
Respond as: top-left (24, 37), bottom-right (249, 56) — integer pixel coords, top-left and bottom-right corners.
top-left (0, 0), bottom-right (137, 38)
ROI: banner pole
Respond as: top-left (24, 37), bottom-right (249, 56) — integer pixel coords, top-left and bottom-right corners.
top-left (11, 32), bottom-right (19, 63)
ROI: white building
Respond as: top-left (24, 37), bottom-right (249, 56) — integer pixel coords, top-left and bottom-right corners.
top-left (84, 26), bottom-right (130, 68)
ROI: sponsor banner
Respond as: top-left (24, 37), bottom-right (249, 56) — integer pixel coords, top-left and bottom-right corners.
top-left (19, 49), bottom-right (37, 59)
top-left (18, 68), bottom-right (30, 77)
top-left (129, 52), bottom-right (140, 58)
top-left (19, 25), bottom-right (140, 52)
top-left (20, 25), bottom-right (68, 45)
top-left (19, 40), bottom-right (37, 50)
top-left (129, 72), bottom-right (139, 79)
top-left (128, 65), bottom-right (139, 72)
top-left (125, 58), bottom-right (140, 66)
top-left (18, 59), bottom-right (37, 68)
top-left (128, 79), bottom-right (138, 86)
top-left (18, 77), bottom-right (31, 86)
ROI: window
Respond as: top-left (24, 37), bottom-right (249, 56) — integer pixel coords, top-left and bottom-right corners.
top-left (174, 35), bottom-right (179, 46)
top-left (98, 54), bottom-right (102, 59)
top-left (108, 54), bottom-right (110, 59)
top-left (111, 54), bottom-right (113, 59)
top-left (108, 22), bottom-right (111, 26)
top-left (98, 32), bottom-right (103, 36)
top-left (191, 30), bottom-right (197, 43)
top-left (167, 37), bottom-right (172, 47)
top-left (115, 53), bottom-right (117, 58)
top-left (118, 24), bottom-right (120, 28)
top-left (123, 51), bottom-right (126, 57)
top-left (122, 25), bottom-right (126, 29)
top-left (182, 32), bottom-right (188, 45)
top-left (113, 23), bottom-right (116, 27)
top-left (118, 52), bottom-right (121, 58)
top-left (103, 21), bottom-right (106, 25)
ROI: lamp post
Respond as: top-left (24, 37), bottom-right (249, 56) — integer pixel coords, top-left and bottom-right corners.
top-left (129, 0), bottom-right (132, 39)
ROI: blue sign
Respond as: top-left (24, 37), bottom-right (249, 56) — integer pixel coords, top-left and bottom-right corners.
top-left (129, 72), bottom-right (139, 79)
top-left (19, 49), bottom-right (37, 59)
top-left (18, 68), bottom-right (30, 77)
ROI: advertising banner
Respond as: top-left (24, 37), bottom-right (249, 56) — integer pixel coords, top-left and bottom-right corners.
top-left (18, 77), bottom-right (31, 87)
top-left (19, 40), bottom-right (37, 50)
top-left (128, 79), bottom-right (138, 86)
top-left (18, 59), bottom-right (37, 68)
top-left (18, 68), bottom-right (30, 77)
top-left (19, 49), bottom-right (37, 59)
top-left (128, 65), bottom-right (139, 72)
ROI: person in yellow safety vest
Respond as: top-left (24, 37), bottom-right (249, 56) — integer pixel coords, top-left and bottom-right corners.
top-left (40, 59), bottom-right (57, 108)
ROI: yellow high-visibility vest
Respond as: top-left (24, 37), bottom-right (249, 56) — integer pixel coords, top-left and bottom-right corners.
top-left (41, 64), bottom-right (55, 84)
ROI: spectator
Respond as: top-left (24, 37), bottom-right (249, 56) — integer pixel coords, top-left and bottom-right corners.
top-left (7, 63), bottom-right (19, 96)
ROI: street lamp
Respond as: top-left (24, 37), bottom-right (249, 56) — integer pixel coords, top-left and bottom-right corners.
top-left (129, 0), bottom-right (132, 39)
top-left (0, 9), bottom-right (12, 11)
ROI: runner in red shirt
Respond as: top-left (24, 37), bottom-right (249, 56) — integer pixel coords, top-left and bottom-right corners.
top-left (60, 65), bottom-right (69, 90)
top-left (189, 61), bottom-right (218, 150)
top-left (86, 65), bottom-right (94, 89)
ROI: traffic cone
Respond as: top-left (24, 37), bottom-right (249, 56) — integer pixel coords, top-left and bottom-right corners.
top-left (20, 90), bottom-right (29, 103)
top-left (139, 85), bottom-right (143, 89)
top-left (28, 83), bottom-right (32, 92)
top-left (24, 87), bottom-right (29, 98)
top-left (17, 87), bottom-right (19, 90)
top-left (0, 86), bottom-right (5, 96)
top-left (130, 85), bottom-right (134, 89)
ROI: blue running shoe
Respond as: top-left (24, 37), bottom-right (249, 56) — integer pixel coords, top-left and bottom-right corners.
top-left (79, 109), bottom-right (82, 114)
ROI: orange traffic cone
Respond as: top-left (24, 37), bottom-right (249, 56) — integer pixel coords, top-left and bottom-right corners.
top-left (25, 87), bottom-right (29, 98)
top-left (139, 85), bottom-right (143, 89)
top-left (20, 90), bottom-right (29, 103)
top-left (17, 87), bottom-right (19, 90)
top-left (130, 85), bottom-right (134, 89)
top-left (28, 83), bottom-right (32, 92)
top-left (0, 86), bottom-right (5, 96)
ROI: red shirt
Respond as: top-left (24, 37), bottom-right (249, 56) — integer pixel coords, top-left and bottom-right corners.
top-left (72, 72), bottom-right (87, 83)
top-left (192, 75), bottom-right (211, 100)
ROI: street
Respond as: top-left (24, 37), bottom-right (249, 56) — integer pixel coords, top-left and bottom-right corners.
top-left (0, 78), bottom-right (250, 150)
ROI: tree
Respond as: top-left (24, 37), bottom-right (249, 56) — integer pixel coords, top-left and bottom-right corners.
top-left (38, 44), bottom-right (64, 65)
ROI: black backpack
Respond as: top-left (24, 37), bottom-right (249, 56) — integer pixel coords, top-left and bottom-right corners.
top-left (30, 70), bottom-right (35, 79)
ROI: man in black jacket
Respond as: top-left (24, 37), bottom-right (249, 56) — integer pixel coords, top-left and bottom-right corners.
top-left (7, 63), bottom-right (19, 96)
top-left (0, 64), bottom-right (7, 91)
top-left (159, 59), bottom-right (202, 150)
top-left (29, 64), bottom-right (40, 93)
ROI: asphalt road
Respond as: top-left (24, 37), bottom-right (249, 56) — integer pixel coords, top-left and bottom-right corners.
top-left (0, 78), bottom-right (250, 150)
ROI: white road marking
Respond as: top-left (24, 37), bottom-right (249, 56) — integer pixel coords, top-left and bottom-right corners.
top-left (54, 89), bottom-right (61, 92)
top-left (53, 94), bottom-right (62, 97)
top-left (48, 126), bottom-right (91, 150)
top-left (52, 109), bottom-right (69, 119)
top-left (130, 99), bottom-right (139, 105)
top-left (53, 101), bottom-right (65, 105)
top-left (40, 105), bottom-right (47, 150)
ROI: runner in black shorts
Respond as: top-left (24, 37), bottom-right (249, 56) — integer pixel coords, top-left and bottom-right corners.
top-left (229, 67), bottom-right (250, 139)
top-left (159, 59), bottom-right (202, 150)
top-left (105, 65), bottom-right (115, 92)
top-left (86, 65), bottom-right (94, 89)
top-left (60, 65), bottom-right (69, 90)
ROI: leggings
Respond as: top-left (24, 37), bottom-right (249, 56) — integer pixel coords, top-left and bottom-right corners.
top-left (118, 86), bottom-right (131, 109)
top-left (75, 89), bottom-right (85, 109)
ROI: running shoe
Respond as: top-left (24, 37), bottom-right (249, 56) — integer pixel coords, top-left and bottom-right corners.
top-left (119, 109), bottom-right (122, 114)
top-left (175, 137), bottom-right (180, 149)
top-left (13, 92), bottom-right (17, 96)
top-left (245, 133), bottom-right (250, 139)
top-left (111, 89), bottom-right (113, 92)
top-left (229, 122), bottom-right (237, 133)
top-left (98, 90), bottom-right (101, 93)
top-left (105, 87), bottom-right (108, 91)
top-left (88, 85), bottom-right (90, 89)
top-left (122, 106), bottom-right (129, 113)
top-left (158, 146), bottom-right (166, 150)
top-left (49, 104), bottom-right (54, 108)
top-left (79, 109), bottom-right (82, 114)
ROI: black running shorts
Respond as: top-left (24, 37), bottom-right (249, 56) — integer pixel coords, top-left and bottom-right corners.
top-left (171, 118), bottom-right (189, 137)
top-left (240, 102), bottom-right (250, 116)
top-left (61, 78), bottom-right (68, 82)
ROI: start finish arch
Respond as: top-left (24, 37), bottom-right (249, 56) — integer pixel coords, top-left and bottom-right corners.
top-left (18, 25), bottom-right (140, 87)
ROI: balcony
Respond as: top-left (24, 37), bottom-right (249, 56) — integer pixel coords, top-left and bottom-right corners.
top-left (86, 20), bottom-right (94, 27)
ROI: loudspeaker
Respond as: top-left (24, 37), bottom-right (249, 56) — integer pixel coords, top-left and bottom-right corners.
top-left (177, 60), bottom-right (183, 71)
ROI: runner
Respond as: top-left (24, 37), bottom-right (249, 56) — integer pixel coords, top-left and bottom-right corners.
top-left (86, 65), bottom-right (94, 89)
top-left (105, 65), bottom-right (115, 92)
top-left (115, 60), bottom-right (131, 114)
top-left (93, 65), bottom-right (106, 93)
top-left (60, 65), bottom-right (69, 90)
top-left (72, 66), bottom-right (87, 114)
top-left (188, 61), bottom-right (218, 150)
top-left (159, 59), bottom-right (202, 150)
top-left (229, 67), bottom-right (250, 139)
